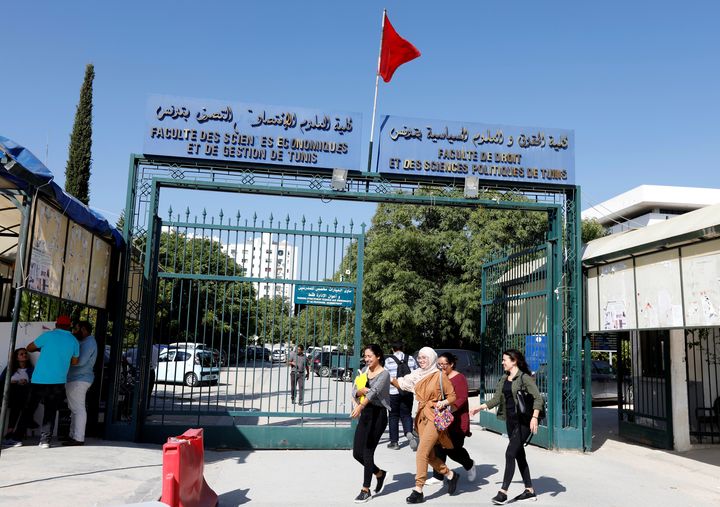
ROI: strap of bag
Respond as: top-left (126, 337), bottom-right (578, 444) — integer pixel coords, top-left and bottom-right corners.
top-left (438, 371), bottom-right (445, 401)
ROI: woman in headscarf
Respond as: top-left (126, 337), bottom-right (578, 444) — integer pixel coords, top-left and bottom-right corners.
top-left (391, 346), bottom-right (460, 504)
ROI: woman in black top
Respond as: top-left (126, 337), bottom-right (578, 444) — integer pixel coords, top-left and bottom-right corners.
top-left (470, 349), bottom-right (544, 505)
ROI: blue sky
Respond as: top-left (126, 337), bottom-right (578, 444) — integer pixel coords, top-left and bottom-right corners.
top-left (2, 0), bottom-right (718, 229)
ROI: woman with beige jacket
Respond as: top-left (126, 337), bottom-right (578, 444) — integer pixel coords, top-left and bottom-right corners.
top-left (391, 346), bottom-right (460, 504)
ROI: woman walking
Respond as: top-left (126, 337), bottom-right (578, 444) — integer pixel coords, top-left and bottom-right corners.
top-left (470, 349), bottom-right (544, 504)
top-left (1, 348), bottom-right (35, 447)
top-left (427, 351), bottom-right (476, 485)
top-left (350, 344), bottom-right (391, 503)
top-left (392, 346), bottom-right (460, 504)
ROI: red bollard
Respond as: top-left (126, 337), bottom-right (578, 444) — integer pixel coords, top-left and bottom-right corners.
top-left (160, 428), bottom-right (218, 507)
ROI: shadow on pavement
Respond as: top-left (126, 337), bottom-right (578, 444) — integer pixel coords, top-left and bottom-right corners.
top-left (533, 475), bottom-right (567, 498)
top-left (217, 487), bottom-right (250, 505)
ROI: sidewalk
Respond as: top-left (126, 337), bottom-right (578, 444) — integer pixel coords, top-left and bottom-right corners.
top-left (1, 419), bottom-right (719, 506)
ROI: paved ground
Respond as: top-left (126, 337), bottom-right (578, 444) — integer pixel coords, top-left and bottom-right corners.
top-left (1, 406), bottom-right (719, 506)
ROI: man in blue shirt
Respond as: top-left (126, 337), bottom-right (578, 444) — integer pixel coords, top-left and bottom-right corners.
top-left (23, 315), bottom-right (79, 448)
top-left (63, 320), bottom-right (97, 446)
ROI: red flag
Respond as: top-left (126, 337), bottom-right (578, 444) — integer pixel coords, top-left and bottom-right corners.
top-left (379, 13), bottom-right (421, 82)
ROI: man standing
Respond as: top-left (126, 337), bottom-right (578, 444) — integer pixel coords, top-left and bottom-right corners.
top-left (64, 320), bottom-right (97, 446)
top-left (288, 344), bottom-right (309, 405)
top-left (385, 341), bottom-right (418, 450)
top-left (23, 315), bottom-right (79, 448)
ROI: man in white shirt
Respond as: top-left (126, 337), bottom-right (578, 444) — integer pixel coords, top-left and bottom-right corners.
top-left (384, 341), bottom-right (417, 450)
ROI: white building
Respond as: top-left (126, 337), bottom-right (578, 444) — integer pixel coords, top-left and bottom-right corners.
top-left (224, 233), bottom-right (299, 306)
top-left (582, 185), bottom-right (720, 234)
top-left (582, 185), bottom-right (720, 451)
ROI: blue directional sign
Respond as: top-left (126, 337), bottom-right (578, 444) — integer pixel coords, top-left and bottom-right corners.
top-left (294, 285), bottom-right (355, 307)
top-left (525, 334), bottom-right (548, 373)
top-left (144, 95), bottom-right (362, 171)
top-left (375, 115), bottom-right (574, 185)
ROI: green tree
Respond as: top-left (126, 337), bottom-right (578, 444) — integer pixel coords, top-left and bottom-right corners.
top-left (582, 218), bottom-right (607, 244)
top-left (152, 230), bottom-right (258, 354)
top-left (65, 63), bottom-right (94, 205)
top-left (357, 190), bottom-right (548, 352)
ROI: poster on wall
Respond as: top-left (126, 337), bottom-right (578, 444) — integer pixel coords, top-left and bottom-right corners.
top-left (598, 261), bottom-right (636, 330)
top-left (61, 223), bottom-right (92, 303)
top-left (28, 201), bottom-right (67, 297)
top-left (87, 236), bottom-right (111, 309)
top-left (681, 239), bottom-right (720, 326)
top-left (635, 250), bottom-right (683, 328)
top-left (586, 268), bottom-right (600, 332)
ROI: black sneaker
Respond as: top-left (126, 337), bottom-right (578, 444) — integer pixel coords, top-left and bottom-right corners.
top-left (406, 489), bottom-right (424, 504)
top-left (62, 439), bottom-right (85, 446)
top-left (491, 491), bottom-right (508, 505)
top-left (354, 490), bottom-right (372, 503)
top-left (513, 489), bottom-right (537, 502)
top-left (447, 471), bottom-right (459, 496)
top-left (387, 441), bottom-right (399, 450)
top-left (375, 469), bottom-right (387, 494)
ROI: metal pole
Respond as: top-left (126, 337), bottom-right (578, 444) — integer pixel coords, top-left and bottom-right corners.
top-left (0, 195), bottom-right (30, 458)
top-left (366, 9), bottom-right (385, 173)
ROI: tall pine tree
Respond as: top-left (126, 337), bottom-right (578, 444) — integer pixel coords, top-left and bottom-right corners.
top-left (65, 63), bottom-right (94, 205)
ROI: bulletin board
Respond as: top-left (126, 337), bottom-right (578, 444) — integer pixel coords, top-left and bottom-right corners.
top-left (27, 200), bottom-right (68, 297)
top-left (598, 260), bottom-right (636, 330)
top-left (635, 249), bottom-right (683, 328)
top-left (586, 267), bottom-right (600, 332)
top-left (61, 222), bottom-right (92, 303)
top-left (681, 238), bottom-right (720, 326)
top-left (87, 236), bottom-right (111, 309)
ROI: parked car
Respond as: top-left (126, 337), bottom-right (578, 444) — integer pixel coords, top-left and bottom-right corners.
top-left (156, 347), bottom-right (220, 387)
top-left (271, 349), bottom-right (287, 363)
top-left (333, 359), bottom-right (365, 381)
top-left (312, 350), bottom-right (355, 377)
top-left (239, 346), bottom-right (271, 362)
top-left (428, 348), bottom-right (482, 395)
top-left (168, 342), bottom-right (225, 366)
top-left (591, 360), bottom-right (617, 401)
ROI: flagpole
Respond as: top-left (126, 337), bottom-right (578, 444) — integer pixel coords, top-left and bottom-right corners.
top-left (367, 9), bottom-right (386, 173)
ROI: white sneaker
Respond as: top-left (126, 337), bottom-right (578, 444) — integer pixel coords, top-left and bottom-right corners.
top-left (466, 462), bottom-right (477, 482)
top-left (38, 433), bottom-right (51, 449)
top-left (425, 477), bottom-right (443, 486)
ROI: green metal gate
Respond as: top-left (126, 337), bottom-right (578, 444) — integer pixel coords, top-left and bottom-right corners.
top-left (107, 155), bottom-right (586, 450)
top-left (480, 244), bottom-right (553, 447)
top-left (479, 196), bottom-right (587, 450)
top-left (618, 330), bottom-right (673, 449)
top-left (138, 208), bottom-right (364, 448)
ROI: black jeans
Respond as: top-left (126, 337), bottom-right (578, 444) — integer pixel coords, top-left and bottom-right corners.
top-left (432, 431), bottom-right (474, 480)
top-left (353, 404), bottom-right (388, 488)
top-left (4, 383), bottom-right (32, 440)
top-left (388, 391), bottom-right (413, 443)
top-left (502, 417), bottom-right (533, 491)
top-left (15, 384), bottom-right (66, 439)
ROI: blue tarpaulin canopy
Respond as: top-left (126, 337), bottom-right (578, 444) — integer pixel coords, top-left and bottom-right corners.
top-left (0, 136), bottom-right (123, 247)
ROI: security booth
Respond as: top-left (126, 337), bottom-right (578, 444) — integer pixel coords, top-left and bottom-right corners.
top-left (0, 137), bottom-right (123, 442)
top-left (109, 94), bottom-right (586, 450)
top-left (583, 203), bottom-right (720, 450)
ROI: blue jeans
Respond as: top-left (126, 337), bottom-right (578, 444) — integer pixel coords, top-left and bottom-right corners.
top-left (388, 392), bottom-right (413, 443)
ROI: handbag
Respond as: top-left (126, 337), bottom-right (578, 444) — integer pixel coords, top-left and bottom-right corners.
top-left (515, 373), bottom-right (540, 422)
top-left (433, 372), bottom-right (455, 431)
